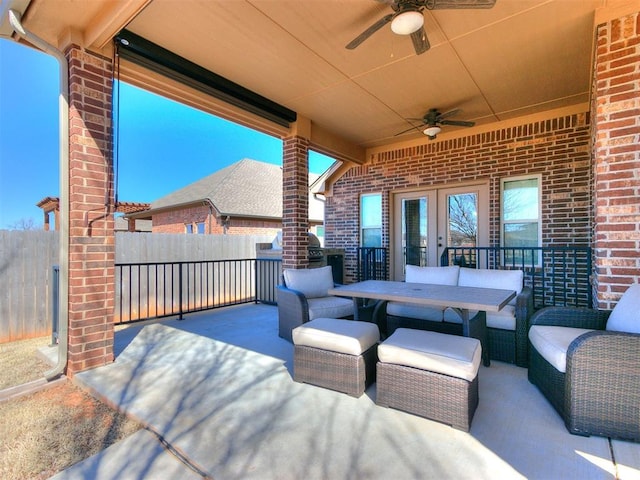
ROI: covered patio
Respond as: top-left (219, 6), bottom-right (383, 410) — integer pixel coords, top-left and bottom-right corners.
top-left (0, 0), bottom-right (638, 378)
top-left (55, 304), bottom-right (640, 479)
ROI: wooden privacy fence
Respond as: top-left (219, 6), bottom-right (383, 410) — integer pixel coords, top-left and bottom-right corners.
top-left (0, 230), bottom-right (58, 343)
top-left (0, 231), bottom-right (274, 342)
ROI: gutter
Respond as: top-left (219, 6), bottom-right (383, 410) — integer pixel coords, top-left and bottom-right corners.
top-left (8, 9), bottom-right (70, 381)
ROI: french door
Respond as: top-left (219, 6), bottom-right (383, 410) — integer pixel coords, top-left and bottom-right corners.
top-left (392, 184), bottom-right (488, 280)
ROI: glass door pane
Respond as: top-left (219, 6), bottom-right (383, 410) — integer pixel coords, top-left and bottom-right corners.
top-left (403, 197), bottom-right (427, 267)
top-left (447, 192), bottom-right (478, 249)
top-left (438, 185), bottom-right (488, 268)
top-left (393, 191), bottom-right (437, 280)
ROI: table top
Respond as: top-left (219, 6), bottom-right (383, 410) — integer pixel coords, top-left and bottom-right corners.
top-left (328, 280), bottom-right (516, 312)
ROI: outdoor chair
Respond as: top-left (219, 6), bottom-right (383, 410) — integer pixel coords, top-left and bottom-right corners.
top-left (277, 266), bottom-right (354, 342)
top-left (528, 283), bottom-right (640, 442)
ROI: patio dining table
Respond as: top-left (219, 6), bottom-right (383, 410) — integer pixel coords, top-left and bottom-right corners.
top-left (328, 280), bottom-right (516, 367)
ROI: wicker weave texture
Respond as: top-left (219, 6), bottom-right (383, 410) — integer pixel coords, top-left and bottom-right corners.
top-left (566, 331), bottom-right (640, 441)
top-left (293, 344), bottom-right (377, 397)
top-left (489, 328), bottom-right (516, 364)
top-left (528, 346), bottom-right (566, 416)
top-left (376, 362), bottom-right (479, 432)
top-left (528, 306), bottom-right (640, 442)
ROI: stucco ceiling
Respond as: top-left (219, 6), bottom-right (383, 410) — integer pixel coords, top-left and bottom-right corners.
top-left (11, 0), bottom-right (616, 155)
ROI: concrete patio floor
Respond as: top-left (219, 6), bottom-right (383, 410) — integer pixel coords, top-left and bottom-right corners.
top-left (52, 303), bottom-right (640, 480)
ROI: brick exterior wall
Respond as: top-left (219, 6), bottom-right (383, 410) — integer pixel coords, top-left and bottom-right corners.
top-left (592, 11), bottom-right (640, 308)
top-left (325, 113), bottom-right (592, 283)
top-left (66, 45), bottom-right (115, 375)
top-left (152, 205), bottom-right (282, 236)
top-left (282, 136), bottom-right (310, 269)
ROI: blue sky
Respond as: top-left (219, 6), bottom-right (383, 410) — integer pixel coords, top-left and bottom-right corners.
top-left (0, 40), bottom-right (334, 229)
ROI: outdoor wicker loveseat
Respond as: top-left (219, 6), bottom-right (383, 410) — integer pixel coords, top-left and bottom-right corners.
top-left (528, 284), bottom-right (640, 442)
top-left (383, 265), bottom-right (533, 367)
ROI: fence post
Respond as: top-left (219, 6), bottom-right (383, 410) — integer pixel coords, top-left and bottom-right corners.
top-left (178, 262), bottom-right (184, 320)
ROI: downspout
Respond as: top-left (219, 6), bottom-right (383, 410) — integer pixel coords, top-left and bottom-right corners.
top-left (9, 10), bottom-right (69, 380)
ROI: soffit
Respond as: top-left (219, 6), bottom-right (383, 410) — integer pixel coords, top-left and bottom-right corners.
top-left (19, 0), bottom-right (609, 151)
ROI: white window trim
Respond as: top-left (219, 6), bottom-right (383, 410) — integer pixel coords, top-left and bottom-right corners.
top-left (360, 192), bottom-right (382, 247)
top-left (500, 174), bottom-right (542, 264)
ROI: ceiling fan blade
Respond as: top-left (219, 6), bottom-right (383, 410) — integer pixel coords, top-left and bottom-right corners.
top-left (394, 124), bottom-right (424, 136)
top-left (428, 0), bottom-right (496, 9)
top-left (410, 27), bottom-right (430, 55)
top-left (436, 108), bottom-right (461, 121)
top-left (346, 13), bottom-right (394, 50)
top-left (440, 119), bottom-right (475, 127)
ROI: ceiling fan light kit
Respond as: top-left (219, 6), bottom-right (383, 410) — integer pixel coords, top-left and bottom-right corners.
top-left (423, 126), bottom-right (441, 138)
top-left (346, 0), bottom-right (497, 55)
top-left (390, 11), bottom-right (423, 35)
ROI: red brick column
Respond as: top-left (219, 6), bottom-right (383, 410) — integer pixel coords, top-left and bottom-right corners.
top-left (282, 136), bottom-right (309, 270)
top-left (66, 45), bottom-right (115, 375)
top-left (592, 10), bottom-right (640, 308)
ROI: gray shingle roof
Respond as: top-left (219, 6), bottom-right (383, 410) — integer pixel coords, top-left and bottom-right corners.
top-left (151, 159), bottom-right (284, 219)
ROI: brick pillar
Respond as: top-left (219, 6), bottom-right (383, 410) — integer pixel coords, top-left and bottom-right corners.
top-left (66, 45), bottom-right (115, 375)
top-left (592, 10), bottom-right (640, 309)
top-left (282, 135), bottom-right (309, 270)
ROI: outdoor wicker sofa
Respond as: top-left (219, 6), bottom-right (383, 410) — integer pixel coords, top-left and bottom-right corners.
top-left (528, 284), bottom-right (640, 442)
top-left (383, 266), bottom-right (533, 367)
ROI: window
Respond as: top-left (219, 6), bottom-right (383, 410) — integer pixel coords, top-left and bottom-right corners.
top-left (185, 223), bottom-right (194, 234)
top-left (197, 222), bottom-right (205, 234)
top-left (361, 193), bottom-right (382, 247)
top-left (501, 176), bottom-right (541, 264)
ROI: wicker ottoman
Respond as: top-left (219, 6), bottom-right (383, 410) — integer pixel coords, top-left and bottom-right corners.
top-left (292, 317), bottom-right (380, 397)
top-left (376, 328), bottom-right (482, 431)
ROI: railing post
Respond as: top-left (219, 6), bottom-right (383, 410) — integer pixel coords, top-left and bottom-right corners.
top-left (178, 262), bottom-right (184, 320)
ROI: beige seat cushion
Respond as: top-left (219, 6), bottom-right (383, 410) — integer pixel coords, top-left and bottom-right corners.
top-left (292, 318), bottom-right (380, 355)
top-left (444, 305), bottom-right (516, 331)
top-left (283, 266), bottom-right (334, 298)
top-left (528, 325), bottom-right (593, 373)
top-left (378, 328), bottom-right (481, 382)
top-left (307, 296), bottom-right (354, 320)
top-left (458, 268), bottom-right (522, 307)
top-left (606, 283), bottom-right (640, 334)
top-left (405, 265), bottom-right (460, 285)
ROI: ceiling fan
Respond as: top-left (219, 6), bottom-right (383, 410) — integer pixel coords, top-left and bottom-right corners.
top-left (396, 108), bottom-right (475, 139)
top-left (346, 0), bottom-right (497, 55)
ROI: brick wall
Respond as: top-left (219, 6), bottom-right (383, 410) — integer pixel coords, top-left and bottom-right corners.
top-left (66, 45), bottom-right (115, 375)
top-left (592, 11), bottom-right (640, 308)
top-left (152, 205), bottom-right (281, 235)
top-left (152, 205), bottom-right (212, 233)
top-left (282, 136), bottom-right (310, 269)
top-left (326, 113), bottom-right (592, 282)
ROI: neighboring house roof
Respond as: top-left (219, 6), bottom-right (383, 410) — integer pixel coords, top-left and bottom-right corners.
top-left (133, 158), bottom-right (323, 222)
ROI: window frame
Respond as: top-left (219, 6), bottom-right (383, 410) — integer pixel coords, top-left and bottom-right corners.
top-left (360, 193), bottom-right (382, 247)
top-left (500, 174), bottom-right (542, 265)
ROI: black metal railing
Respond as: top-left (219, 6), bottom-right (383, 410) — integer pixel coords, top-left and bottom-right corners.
top-left (355, 246), bottom-right (593, 309)
top-left (440, 246), bottom-right (592, 309)
top-left (358, 247), bottom-right (389, 281)
top-left (115, 258), bottom-right (281, 323)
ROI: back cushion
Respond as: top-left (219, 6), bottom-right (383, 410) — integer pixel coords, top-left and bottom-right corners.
top-left (405, 265), bottom-right (460, 286)
top-left (458, 268), bottom-right (523, 306)
top-left (284, 266), bottom-right (334, 299)
top-left (606, 284), bottom-right (640, 333)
